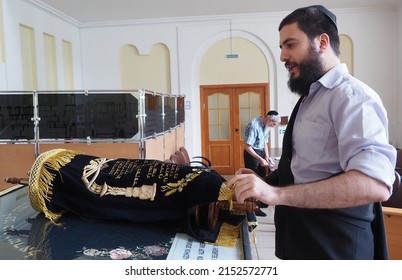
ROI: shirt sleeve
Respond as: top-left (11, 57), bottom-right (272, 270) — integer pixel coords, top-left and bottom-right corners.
top-left (244, 123), bottom-right (256, 146)
top-left (332, 81), bottom-right (396, 187)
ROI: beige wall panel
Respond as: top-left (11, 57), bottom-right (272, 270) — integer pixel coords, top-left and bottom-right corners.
top-left (0, 144), bottom-right (36, 192)
top-left (0, 0), bottom-right (5, 62)
top-left (20, 24), bottom-right (38, 90)
top-left (120, 43), bottom-right (171, 93)
top-left (340, 34), bottom-right (354, 75)
top-left (62, 40), bottom-right (74, 90)
top-left (39, 143), bottom-right (140, 159)
top-left (43, 33), bottom-right (58, 90)
top-left (163, 131), bottom-right (176, 160)
top-left (176, 124), bottom-right (185, 149)
top-left (200, 37), bottom-right (268, 85)
top-left (144, 136), bottom-right (164, 160)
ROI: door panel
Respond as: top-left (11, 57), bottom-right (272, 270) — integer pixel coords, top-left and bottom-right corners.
top-left (201, 88), bottom-right (234, 174)
top-left (200, 84), bottom-right (268, 174)
top-left (236, 88), bottom-right (266, 168)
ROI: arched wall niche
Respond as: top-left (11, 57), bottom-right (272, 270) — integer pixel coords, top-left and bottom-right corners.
top-left (200, 37), bottom-right (269, 85)
top-left (120, 43), bottom-right (171, 93)
top-left (187, 29), bottom-right (282, 155)
top-left (339, 34), bottom-right (354, 75)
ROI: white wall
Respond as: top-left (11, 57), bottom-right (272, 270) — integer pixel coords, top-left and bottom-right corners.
top-left (337, 7), bottom-right (400, 147)
top-left (2, 1), bottom-right (401, 155)
top-left (1, 0), bottom-right (82, 90)
top-left (80, 23), bottom-right (180, 93)
top-left (78, 7), bottom-right (401, 155)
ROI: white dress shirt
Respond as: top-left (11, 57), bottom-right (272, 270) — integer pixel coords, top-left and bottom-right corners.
top-left (291, 64), bottom-right (396, 188)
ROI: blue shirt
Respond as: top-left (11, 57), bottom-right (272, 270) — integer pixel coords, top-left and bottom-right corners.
top-left (244, 117), bottom-right (269, 150)
top-left (291, 64), bottom-right (396, 188)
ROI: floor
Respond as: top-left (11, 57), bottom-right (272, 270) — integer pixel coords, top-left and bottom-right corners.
top-left (248, 205), bottom-right (278, 260)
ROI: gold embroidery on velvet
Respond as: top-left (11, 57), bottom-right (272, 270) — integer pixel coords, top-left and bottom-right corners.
top-left (160, 169), bottom-right (203, 196)
top-left (81, 158), bottom-right (157, 201)
top-left (81, 158), bottom-right (113, 188)
top-left (87, 182), bottom-right (157, 201)
top-left (28, 149), bottom-right (83, 224)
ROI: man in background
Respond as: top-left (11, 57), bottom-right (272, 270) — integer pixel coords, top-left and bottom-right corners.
top-left (243, 110), bottom-right (280, 178)
top-left (243, 110), bottom-right (280, 216)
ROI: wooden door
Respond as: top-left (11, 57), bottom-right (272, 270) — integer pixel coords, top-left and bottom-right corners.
top-left (200, 83), bottom-right (268, 174)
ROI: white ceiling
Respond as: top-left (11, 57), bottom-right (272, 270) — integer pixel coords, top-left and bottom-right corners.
top-left (32, 0), bottom-right (402, 24)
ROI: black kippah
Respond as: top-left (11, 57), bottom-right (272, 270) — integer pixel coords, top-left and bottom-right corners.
top-left (308, 5), bottom-right (337, 29)
top-left (267, 110), bottom-right (279, 116)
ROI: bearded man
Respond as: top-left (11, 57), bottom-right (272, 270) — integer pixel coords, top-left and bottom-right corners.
top-left (228, 5), bottom-right (396, 259)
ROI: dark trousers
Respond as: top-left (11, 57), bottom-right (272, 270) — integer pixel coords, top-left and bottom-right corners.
top-left (243, 149), bottom-right (267, 178)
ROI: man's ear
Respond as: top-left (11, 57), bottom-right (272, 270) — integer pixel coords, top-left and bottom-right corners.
top-left (318, 33), bottom-right (330, 53)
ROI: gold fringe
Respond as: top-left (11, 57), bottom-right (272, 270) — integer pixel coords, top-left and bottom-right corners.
top-left (28, 149), bottom-right (83, 224)
top-left (210, 222), bottom-right (240, 247)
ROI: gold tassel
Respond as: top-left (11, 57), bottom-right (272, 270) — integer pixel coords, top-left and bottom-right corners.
top-left (28, 149), bottom-right (83, 224)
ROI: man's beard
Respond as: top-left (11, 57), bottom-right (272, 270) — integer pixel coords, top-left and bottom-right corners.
top-left (287, 46), bottom-right (325, 97)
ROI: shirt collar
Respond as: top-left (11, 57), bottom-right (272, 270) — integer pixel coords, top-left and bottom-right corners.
top-left (317, 63), bottom-right (349, 89)
top-left (304, 64), bottom-right (348, 101)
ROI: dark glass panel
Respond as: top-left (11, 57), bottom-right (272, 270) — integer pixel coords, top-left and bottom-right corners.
top-left (144, 94), bottom-right (163, 137)
top-left (0, 94), bottom-right (34, 140)
top-left (38, 93), bottom-right (139, 139)
top-left (177, 96), bottom-right (185, 124)
top-left (164, 95), bottom-right (176, 130)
